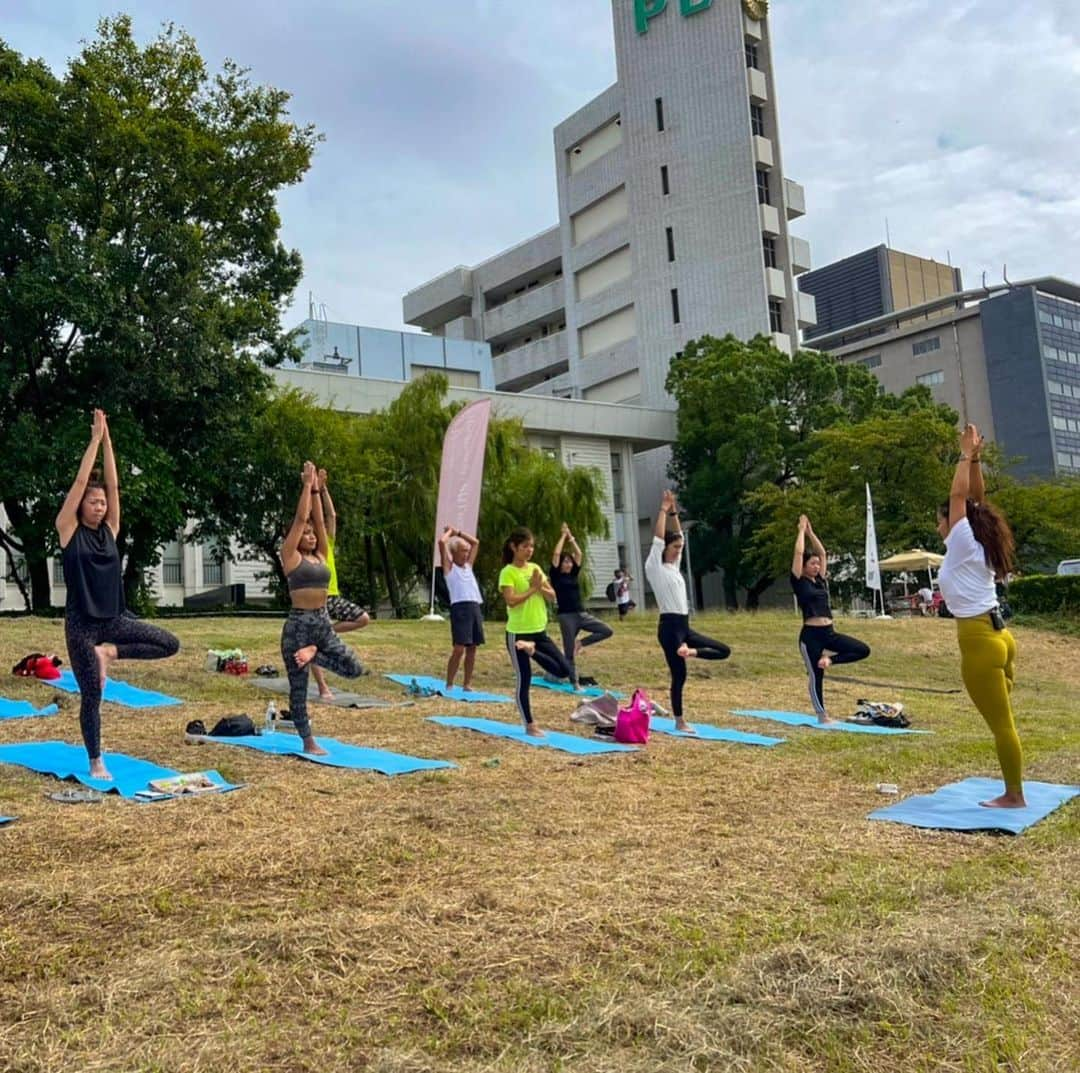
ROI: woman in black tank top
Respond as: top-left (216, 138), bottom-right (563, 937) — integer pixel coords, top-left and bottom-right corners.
top-left (790, 515), bottom-right (869, 723)
top-left (55, 410), bottom-right (179, 780)
top-left (277, 462), bottom-right (364, 753)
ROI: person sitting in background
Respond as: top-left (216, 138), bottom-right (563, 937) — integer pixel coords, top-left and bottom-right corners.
top-left (918, 586), bottom-right (936, 616)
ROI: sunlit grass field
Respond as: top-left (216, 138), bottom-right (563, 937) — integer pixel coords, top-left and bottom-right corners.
top-left (1, 610), bottom-right (1077, 1072)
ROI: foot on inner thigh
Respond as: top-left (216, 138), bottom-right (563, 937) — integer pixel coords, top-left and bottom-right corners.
top-left (89, 756), bottom-right (113, 781)
top-left (817, 655), bottom-right (832, 670)
top-left (294, 645), bottom-right (318, 669)
top-left (574, 639), bottom-right (584, 657)
top-left (95, 643), bottom-right (117, 684)
top-left (677, 643), bottom-right (696, 659)
top-left (980, 792), bottom-right (1027, 809)
top-left (515, 640), bottom-right (536, 655)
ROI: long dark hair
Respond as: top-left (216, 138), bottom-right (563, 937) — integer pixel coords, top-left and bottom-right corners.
top-left (502, 526), bottom-right (533, 565)
top-left (940, 498), bottom-right (1015, 580)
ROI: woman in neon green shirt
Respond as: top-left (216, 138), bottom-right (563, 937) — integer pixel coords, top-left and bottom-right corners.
top-left (498, 526), bottom-right (572, 736)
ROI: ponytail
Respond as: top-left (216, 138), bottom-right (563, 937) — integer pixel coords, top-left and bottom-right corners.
top-left (967, 500), bottom-right (1015, 581)
top-left (502, 526), bottom-right (533, 565)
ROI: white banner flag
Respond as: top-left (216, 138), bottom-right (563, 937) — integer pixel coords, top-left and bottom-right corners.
top-left (865, 482), bottom-right (882, 593)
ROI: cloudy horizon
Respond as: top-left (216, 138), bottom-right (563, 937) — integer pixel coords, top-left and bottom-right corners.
top-left (5, 0), bottom-right (1078, 335)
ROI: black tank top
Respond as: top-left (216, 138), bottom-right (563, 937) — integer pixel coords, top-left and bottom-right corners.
top-left (62, 524), bottom-right (125, 619)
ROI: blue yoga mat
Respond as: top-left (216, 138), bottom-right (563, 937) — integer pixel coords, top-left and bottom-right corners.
top-left (192, 732), bottom-right (455, 775)
top-left (428, 715), bottom-right (637, 755)
top-left (0, 741), bottom-right (238, 800)
top-left (649, 716), bottom-right (785, 746)
top-left (730, 709), bottom-right (930, 736)
top-left (0, 697), bottom-right (59, 719)
top-left (532, 679), bottom-right (626, 700)
top-left (869, 777), bottom-right (1080, 834)
top-left (384, 674), bottom-right (510, 704)
top-left (50, 669), bottom-right (182, 708)
top-left (1, 816), bottom-right (15, 826)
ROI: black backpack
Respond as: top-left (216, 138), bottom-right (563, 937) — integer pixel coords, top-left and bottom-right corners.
top-left (210, 714), bottom-right (256, 737)
top-left (605, 581), bottom-right (617, 602)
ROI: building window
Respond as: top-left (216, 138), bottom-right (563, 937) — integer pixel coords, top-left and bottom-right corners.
top-left (750, 104), bottom-right (765, 137)
top-left (202, 543), bottom-right (225, 586)
top-left (52, 558), bottom-right (65, 585)
top-left (745, 42), bottom-right (759, 69)
top-left (660, 164), bottom-right (670, 195)
top-left (912, 336), bottom-right (941, 356)
top-left (671, 288), bottom-right (681, 325)
top-left (7, 553), bottom-right (29, 586)
top-left (666, 227), bottom-right (676, 263)
top-left (859, 354), bottom-right (882, 370)
top-left (762, 235), bottom-right (777, 269)
top-left (756, 169), bottom-right (771, 206)
top-left (162, 533), bottom-right (184, 586)
top-left (917, 370), bottom-right (945, 387)
top-left (655, 97), bottom-right (665, 132)
top-left (610, 452), bottom-right (625, 512)
top-left (769, 298), bottom-right (783, 333)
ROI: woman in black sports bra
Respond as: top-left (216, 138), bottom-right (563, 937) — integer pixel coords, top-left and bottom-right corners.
top-left (279, 461), bottom-right (364, 753)
top-left (790, 515), bottom-right (869, 723)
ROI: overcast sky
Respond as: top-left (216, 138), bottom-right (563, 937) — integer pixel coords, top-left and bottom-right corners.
top-left (6, 0), bottom-right (1079, 333)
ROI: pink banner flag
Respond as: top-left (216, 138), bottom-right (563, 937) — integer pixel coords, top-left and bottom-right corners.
top-left (432, 398), bottom-right (492, 565)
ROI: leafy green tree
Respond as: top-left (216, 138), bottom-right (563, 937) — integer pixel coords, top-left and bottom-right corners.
top-left (666, 334), bottom-right (957, 609)
top-left (0, 18), bottom-right (317, 608)
top-left (987, 477), bottom-right (1080, 575)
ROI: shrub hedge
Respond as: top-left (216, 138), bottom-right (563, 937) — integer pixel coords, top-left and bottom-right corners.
top-left (1008, 574), bottom-right (1080, 616)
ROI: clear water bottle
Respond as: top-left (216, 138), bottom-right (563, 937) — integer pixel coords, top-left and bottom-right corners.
top-left (264, 700), bottom-right (277, 734)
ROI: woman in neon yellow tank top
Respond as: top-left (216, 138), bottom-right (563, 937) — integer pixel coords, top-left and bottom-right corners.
top-left (498, 526), bottom-right (572, 736)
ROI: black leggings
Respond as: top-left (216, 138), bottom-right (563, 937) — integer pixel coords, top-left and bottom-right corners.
top-left (281, 608), bottom-right (364, 738)
top-left (64, 609), bottom-right (180, 759)
top-left (505, 631), bottom-right (572, 725)
top-left (798, 624), bottom-right (870, 717)
top-left (657, 614), bottom-right (730, 720)
top-left (557, 611), bottom-right (614, 683)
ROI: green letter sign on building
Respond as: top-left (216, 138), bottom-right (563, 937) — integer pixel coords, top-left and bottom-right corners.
top-left (635, 0), bottom-right (714, 34)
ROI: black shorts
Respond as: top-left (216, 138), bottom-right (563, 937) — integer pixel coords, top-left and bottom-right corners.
top-left (618, 600), bottom-right (636, 618)
top-left (450, 602), bottom-right (485, 647)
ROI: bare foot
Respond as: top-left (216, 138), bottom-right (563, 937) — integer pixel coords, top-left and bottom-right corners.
top-left (817, 715), bottom-right (837, 725)
top-left (294, 645), bottom-right (318, 669)
top-left (461, 683), bottom-right (473, 692)
top-left (89, 756), bottom-right (113, 781)
top-left (817, 655), bottom-right (833, 670)
top-left (302, 736), bottom-right (329, 757)
top-left (515, 640), bottom-right (536, 656)
top-left (674, 718), bottom-right (697, 734)
top-left (525, 724), bottom-right (546, 738)
top-left (677, 643), bottom-right (696, 659)
top-left (94, 643), bottom-right (117, 685)
top-left (574, 639), bottom-right (584, 658)
top-left (980, 792), bottom-right (1027, 809)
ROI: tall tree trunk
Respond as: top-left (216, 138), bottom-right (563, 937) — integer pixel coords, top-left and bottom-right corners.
top-left (378, 533), bottom-right (402, 618)
top-left (364, 534), bottom-right (377, 612)
top-left (2, 498), bottom-right (52, 611)
top-left (722, 570), bottom-right (739, 612)
top-left (28, 559), bottom-right (51, 613)
top-left (744, 574), bottom-right (774, 611)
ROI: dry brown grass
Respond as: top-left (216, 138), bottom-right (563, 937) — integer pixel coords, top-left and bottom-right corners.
top-left (0, 611), bottom-right (1077, 1073)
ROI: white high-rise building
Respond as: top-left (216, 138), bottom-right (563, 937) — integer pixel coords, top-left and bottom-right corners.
top-left (403, 0), bottom-right (814, 407)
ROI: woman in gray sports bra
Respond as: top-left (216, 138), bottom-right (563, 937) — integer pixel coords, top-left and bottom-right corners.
top-left (279, 461), bottom-right (364, 753)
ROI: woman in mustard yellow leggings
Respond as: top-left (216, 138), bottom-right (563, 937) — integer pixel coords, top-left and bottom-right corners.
top-left (936, 424), bottom-right (1025, 808)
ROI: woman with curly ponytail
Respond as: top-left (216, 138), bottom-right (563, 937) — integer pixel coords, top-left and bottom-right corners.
top-left (936, 424), bottom-right (1024, 808)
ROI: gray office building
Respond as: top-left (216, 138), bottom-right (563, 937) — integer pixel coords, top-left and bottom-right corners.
top-left (402, 0), bottom-right (814, 409)
top-left (809, 277), bottom-right (1080, 479)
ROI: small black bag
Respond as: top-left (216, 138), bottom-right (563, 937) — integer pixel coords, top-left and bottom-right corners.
top-left (210, 714), bottom-right (256, 737)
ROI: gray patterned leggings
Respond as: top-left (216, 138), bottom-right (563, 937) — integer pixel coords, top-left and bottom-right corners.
top-left (281, 607), bottom-right (364, 737)
top-left (65, 609), bottom-right (180, 759)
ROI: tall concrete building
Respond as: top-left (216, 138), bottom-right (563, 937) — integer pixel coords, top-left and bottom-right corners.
top-left (798, 245), bottom-right (962, 340)
top-left (402, 0), bottom-right (814, 409)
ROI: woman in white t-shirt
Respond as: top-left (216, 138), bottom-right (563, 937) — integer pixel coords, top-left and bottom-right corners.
top-left (645, 490), bottom-right (730, 732)
top-left (936, 423), bottom-right (1025, 808)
